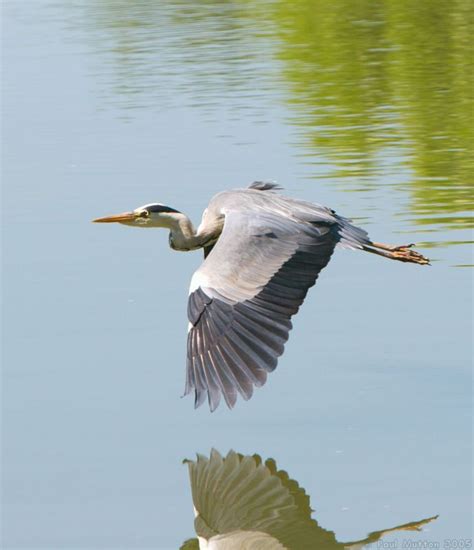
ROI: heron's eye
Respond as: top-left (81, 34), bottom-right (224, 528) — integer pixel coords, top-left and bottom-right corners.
top-left (139, 210), bottom-right (149, 218)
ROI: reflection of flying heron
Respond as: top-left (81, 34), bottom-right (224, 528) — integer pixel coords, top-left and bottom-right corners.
top-left (181, 449), bottom-right (438, 549)
top-left (94, 182), bottom-right (429, 411)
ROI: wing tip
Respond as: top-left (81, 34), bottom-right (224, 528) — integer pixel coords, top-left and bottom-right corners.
top-left (186, 386), bottom-right (250, 412)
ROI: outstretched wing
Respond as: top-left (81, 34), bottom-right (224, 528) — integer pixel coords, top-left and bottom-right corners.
top-left (185, 207), bottom-right (339, 411)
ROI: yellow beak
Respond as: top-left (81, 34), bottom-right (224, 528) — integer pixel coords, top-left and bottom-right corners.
top-left (92, 212), bottom-right (137, 223)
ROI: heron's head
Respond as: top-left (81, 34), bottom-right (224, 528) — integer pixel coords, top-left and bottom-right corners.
top-left (93, 203), bottom-right (182, 228)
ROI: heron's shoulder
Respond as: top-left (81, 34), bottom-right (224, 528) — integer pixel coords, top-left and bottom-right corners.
top-left (209, 184), bottom-right (286, 203)
top-left (207, 188), bottom-right (338, 228)
top-left (206, 188), bottom-right (260, 209)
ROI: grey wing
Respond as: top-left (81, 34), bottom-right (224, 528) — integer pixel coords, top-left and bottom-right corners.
top-left (185, 208), bottom-right (340, 411)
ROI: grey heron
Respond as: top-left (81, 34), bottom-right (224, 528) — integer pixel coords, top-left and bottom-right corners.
top-left (93, 182), bottom-right (429, 411)
top-left (181, 449), bottom-right (438, 549)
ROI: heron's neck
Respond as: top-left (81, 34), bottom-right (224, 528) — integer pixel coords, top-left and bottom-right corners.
top-left (167, 213), bottom-right (202, 251)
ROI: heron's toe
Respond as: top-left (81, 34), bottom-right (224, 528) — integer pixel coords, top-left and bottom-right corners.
top-left (393, 246), bottom-right (430, 265)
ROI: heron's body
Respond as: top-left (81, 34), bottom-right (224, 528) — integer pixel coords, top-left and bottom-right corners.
top-left (94, 182), bottom-right (429, 411)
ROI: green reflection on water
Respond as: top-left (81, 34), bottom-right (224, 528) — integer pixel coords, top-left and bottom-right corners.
top-left (272, 0), bottom-right (473, 229)
top-left (85, 0), bottom-right (274, 119)
top-left (181, 450), bottom-right (438, 549)
top-left (83, 0), bottom-right (473, 234)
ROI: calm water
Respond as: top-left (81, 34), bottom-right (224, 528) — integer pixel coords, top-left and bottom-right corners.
top-left (2, 0), bottom-right (472, 548)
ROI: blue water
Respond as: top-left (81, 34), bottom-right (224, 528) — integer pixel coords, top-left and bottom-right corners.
top-left (2, 1), bottom-right (472, 548)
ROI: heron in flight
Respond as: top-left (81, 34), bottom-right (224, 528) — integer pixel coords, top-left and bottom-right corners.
top-left (93, 182), bottom-right (429, 411)
top-left (181, 449), bottom-right (437, 549)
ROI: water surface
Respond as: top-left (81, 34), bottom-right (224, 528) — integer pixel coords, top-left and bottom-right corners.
top-left (2, 1), bottom-right (472, 548)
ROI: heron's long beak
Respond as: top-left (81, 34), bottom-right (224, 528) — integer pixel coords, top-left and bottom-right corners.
top-left (92, 212), bottom-right (137, 223)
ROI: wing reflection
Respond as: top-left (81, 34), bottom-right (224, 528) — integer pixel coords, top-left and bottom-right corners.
top-left (181, 450), bottom-right (437, 549)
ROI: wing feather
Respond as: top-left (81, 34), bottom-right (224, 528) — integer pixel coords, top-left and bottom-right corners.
top-left (185, 207), bottom-right (340, 410)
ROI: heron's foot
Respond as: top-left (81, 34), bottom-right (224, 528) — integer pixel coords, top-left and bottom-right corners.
top-left (390, 245), bottom-right (430, 265)
top-left (370, 242), bottom-right (430, 265)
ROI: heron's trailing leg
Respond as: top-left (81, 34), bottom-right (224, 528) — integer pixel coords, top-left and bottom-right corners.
top-left (364, 241), bottom-right (430, 265)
